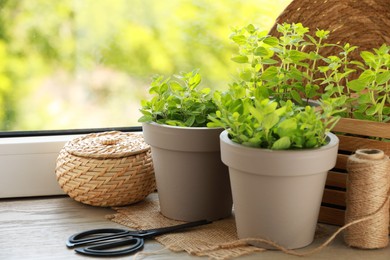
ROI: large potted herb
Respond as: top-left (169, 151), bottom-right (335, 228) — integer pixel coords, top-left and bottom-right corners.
top-left (315, 42), bottom-right (390, 226)
top-left (139, 70), bottom-right (233, 222)
top-left (208, 23), bottom-right (344, 249)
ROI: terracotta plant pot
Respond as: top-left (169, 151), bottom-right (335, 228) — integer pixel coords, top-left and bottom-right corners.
top-left (142, 122), bottom-right (233, 221)
top-left (220, 130), bottom-right (339, 249)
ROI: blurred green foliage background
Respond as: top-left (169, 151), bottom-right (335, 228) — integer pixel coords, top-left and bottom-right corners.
top-left (0, 0), bottom-right (291, 130)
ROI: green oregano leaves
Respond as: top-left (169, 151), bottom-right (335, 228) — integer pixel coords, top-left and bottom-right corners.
top-left (139, 22), bottom-right (389, 149)
top-left (138, 69), bottom-right (217, 127)
top-left (207, 23), bottom-right (343, 149)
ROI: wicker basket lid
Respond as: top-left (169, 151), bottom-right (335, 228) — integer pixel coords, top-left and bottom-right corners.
top-left (64, 131), bottom-right (150, 159)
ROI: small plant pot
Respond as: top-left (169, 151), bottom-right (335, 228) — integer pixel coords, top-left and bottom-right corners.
top-left (220, 130), bottom-right (339, 249)
top-left (142, 122), bottom-right (233, 221)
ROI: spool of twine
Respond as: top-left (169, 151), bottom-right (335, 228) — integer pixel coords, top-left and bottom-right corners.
top-left (344, 149), bottom-right (390, 249)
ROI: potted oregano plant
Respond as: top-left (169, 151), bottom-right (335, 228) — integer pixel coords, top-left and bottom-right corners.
top-left (139, 69), bottom-right (233, 222)
top-left (315, 42), bottom-right (390, 226)
top-left (207, 23), bottom-right (345, 249)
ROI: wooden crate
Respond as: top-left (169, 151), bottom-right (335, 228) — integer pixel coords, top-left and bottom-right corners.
top-left (318, 118), bottom-right (390, 232)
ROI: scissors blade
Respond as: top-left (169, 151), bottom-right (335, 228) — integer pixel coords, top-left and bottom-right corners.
top-left (133, 219), bottom-right (212, 238)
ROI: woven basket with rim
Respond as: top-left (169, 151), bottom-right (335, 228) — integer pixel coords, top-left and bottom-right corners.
top-left (269, 0), bottom-right (390, 79)
top-left (56, 131), bottom-right (156, 207)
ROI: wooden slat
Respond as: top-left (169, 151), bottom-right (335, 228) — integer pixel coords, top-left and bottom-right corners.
top-left (326, 171), bottom-right (347, 189)
top-left (321, 118), bottom-right (389, 231)
top-left (333, 118), bottom-right (390, 139)
top-left (322, 189), bottom-right (346, 207)
top-left (334, 154), bottom-right (348, 170)
top-left (318, 206), bottom-right (345, 226)
top-left (337, 134), bottom-right (390, 154)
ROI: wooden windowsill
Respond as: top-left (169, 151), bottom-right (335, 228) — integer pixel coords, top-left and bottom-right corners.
top-left (1, 195), bottom-right (389, 260)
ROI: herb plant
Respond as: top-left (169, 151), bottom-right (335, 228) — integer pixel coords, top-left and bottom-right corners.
top-left (346, 44), bottom-right (389, 122)
top-left (208, 23), bottom-right (344, 149)
top-left (138, 69), bottom-right (217, 127)
top-left (321, 43), bottom-right (390, 122)
top-left (228, 23), bottom-right (335, 104)
top-left (208, 83), bottom-right (340, 149)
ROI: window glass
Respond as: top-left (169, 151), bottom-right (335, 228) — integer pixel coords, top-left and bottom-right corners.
top-left (0, 0), bottom-right (292, 131)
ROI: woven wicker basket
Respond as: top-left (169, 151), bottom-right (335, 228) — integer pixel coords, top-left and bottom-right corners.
top-left (56, 131), bottom-right (156, 207)
top-left (269, 0), bottom-right (390, 79)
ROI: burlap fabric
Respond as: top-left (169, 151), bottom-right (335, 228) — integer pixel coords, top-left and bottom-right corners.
top-left (106, 195), bottom-right (336, 259)
top-left (106, 196), bottom-right (264, 259)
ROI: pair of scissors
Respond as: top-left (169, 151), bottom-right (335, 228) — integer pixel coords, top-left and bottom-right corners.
top-left (66, 219), bottom-right (211, 256)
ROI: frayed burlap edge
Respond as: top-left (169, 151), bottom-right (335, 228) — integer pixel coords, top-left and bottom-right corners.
top-left (106, 197), bottom-right (264, 260)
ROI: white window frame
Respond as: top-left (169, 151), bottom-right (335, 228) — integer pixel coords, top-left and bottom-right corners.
top-left (0, 128), bottom-right (141, 198)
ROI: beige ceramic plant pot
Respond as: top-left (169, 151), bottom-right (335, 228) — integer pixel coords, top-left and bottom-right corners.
top-left (142, 122), bottom-right (233, 222)
top-left (220, 130), bottom-right (339, 249)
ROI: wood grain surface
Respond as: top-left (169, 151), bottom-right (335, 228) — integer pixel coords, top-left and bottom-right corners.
top-left (1, 195), bottom-right (389, 260)
top-left (0, 196), bottom-right (124, 260)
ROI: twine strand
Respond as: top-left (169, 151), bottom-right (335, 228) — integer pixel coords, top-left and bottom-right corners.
top-left (199, 149), bottom-right (390, 257)
top-left (204, 195), bottom-right (389, 257)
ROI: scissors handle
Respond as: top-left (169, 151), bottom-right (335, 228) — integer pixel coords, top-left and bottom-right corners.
top-left (67, 228), bottom-right (130, 248)
top-left (75, 237), bottom-right (144, 257)
top-left (66, 219), bottom-right (212, 257)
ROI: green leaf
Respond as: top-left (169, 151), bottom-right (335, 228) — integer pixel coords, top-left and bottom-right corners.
top-left (347, 79), bottom-right (367, 91)
top-left (189, 72), bottom-right (202, 87)
top-left (245, 24), bottom-right (256, 33)
top-left (231, 35), bottom-right (247, 45)
top-left (315, 29), bottom-right (329, 39)
top-left (361, 51), bottom-right (377, 66)
top-left (138, 115), bottom-right (153, 123)
top-left (254, 46), bottom-right (269, 57)
top-left (287, 67), bottom-right (304, 81)
top-left (262, 112), bottom-right (279, 130)
top-left (261, 99), bottom-right (278, 114)
top-left (366, 105), bottom-right (379, 116)
top-left (288, 50), bottom-right (308, 62)
top-left (306, 34), bottom-right (317, 45)
top-left (263, 36), bottom-right (279, 46)
top-left (260, 66), bottom-right (278, 80)
top-left (231, 55), bottom-right (249, 63)
top-left (248, 105), bottom-right (263, 123)
top-left (383, 106), bottom-right (390, 116)
top-left (239, 69), bottom-right (252, 81)
top-left (355, 103), bottom-right (368, 113)
top-left (200, 87), bottom-right (211, 95)
top-left (277, 118), bottom-right (297, 137)
top-left (359, 70), bottom-right (376, 81)
top-left (261, 58), bottom-right (279, 65)
top-left (149, 86), bottom-right (160, 94)
top-left (357, 93), bottom-right (371, 104)
top-left (290, 90), bottom-right (303, 104)
top-left (375, 71), bottom-right (390, 85)
top-left (254, 85), bottom-right (269, 99)
top-left (185, 116), bottom-right (196, 126)
top-left (305, 83), bottom-right (319, 99)
top-left (271, 136), bottom-right (291, 150)
top-left (169, 81), bottom-right (184, 91)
